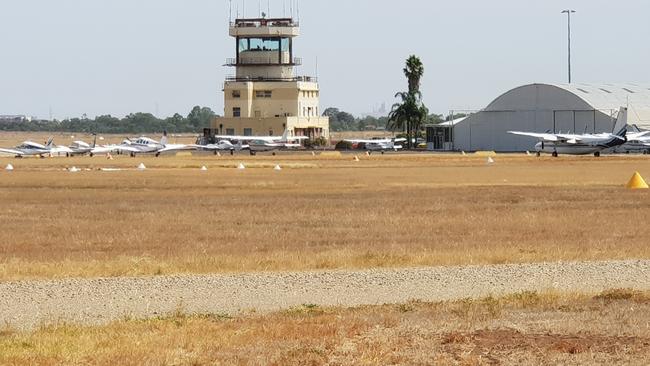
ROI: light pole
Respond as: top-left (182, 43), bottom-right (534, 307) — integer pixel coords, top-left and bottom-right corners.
top-left (561, 9), bottom-right (576, 84)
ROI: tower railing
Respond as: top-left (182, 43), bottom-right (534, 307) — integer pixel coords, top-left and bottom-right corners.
top-left (224, 75), bottom-right (317, 83)
top-left (224, 57), bottom-right (302, 66)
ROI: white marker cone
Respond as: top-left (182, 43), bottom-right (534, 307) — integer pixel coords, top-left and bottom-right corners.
top-left (487, 157), bottom-right (495, 165)
top-left (5, 164), bottom-right (14, 171)
top-left (461, 151), bottom-right (467, 156)
top-left (312, 151), bottom-right (316, 156)
top-left (217, 152), bottom-right (222, 157)
top-left (238, 163), bottom-right (246, 170)
top-left (365, 151), bottom-right (370, 156)
top-left (274, 164), bottom-right (282, 171)
top-left (200, 166), bottom-right (208, 171)
top-left (354, 156), bottom-right (360, 162)
top-left (69, 166), bottom-right (80, 173)
top-left (106, 153), bottom-right (113, 160)
top-left (137, 163), bottom-right (147, 171)
top-left (526, 151), bottom-right (532, 156)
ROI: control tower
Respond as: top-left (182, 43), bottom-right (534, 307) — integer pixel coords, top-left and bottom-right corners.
top-left (209, 17), bottom-right (329, 141)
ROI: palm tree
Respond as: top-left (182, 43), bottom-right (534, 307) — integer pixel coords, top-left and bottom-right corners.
top-left (388, 56), bottom-right (428, 149)
top-left (404, 55), bottom-right (424, 95)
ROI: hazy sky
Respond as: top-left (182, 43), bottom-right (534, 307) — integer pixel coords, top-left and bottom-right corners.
top-left (1, 0), bottom-right (649, 120)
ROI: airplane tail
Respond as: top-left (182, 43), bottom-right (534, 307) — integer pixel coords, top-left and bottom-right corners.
top-left (160, 130), bottom-right (169, 146)
top-left (92, 134), bottom-right (97, 148)
top-left (45, 137), bottom-right (54, 148)
top-left (281, 129), bottom-right (290, 142)
top-left (613, 107), bottom-right (628, 138)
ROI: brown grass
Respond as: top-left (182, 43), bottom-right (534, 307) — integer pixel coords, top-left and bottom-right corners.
top-left (1, 289), bottom-right (648, 365)
top-left (1, 132), bottom-right (650, 280)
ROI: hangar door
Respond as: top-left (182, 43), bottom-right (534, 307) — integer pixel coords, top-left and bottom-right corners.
top-left (553, 110), bottom-right (597, 134)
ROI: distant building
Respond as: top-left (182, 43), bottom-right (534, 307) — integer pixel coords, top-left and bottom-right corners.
top-left (0, 115), bottom-right (31, 123)
top-left (208, 17), bottom-right (329, 140)
top-left (427, 83), bottom-right (650, 152)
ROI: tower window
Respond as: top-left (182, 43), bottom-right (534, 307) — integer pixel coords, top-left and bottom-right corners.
top-left (255, 90), bottom-right (272, 98)
top-left (232, 90), bottom-right (241, 98)
top-left (233, 107), bottom-right (241, 117)
top-left (243, 128), bottom-right (253, 136)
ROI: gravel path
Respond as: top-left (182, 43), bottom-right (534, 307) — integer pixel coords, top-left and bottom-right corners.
top-left (1, 260), bottom-right (648, 331)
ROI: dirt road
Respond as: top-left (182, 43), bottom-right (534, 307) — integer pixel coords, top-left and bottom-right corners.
top-left (2, 260), bottom-right (648, 330)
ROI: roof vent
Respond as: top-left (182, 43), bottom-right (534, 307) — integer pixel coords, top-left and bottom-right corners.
top-left (577, 88), bottom-right (590, 94)
top-left (599, 88), bottom-right (612, 94)
top-left (623, 88), bottom-right (636, 94)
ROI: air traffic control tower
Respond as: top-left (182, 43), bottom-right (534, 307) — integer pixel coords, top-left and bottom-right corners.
top-left (209, 17), bottom-right (329, 141)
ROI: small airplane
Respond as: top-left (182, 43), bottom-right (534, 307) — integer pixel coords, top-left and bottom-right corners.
top-left (116, 132), bottom-right (196, 157)
top-left (67, 135), bottom-right (116, 157)
top-left (0, 137), bottom-right (73, 158)
top-left (508, 107), bottom-right (629, 157)
top-left (343, 137), bottom-right (407, 154)
top-left (614, 128), bottom-right (650, 154)
top-left (194, 140), bottom-right (250, 155)
top-left (214, 130), bottom-right (308, 155)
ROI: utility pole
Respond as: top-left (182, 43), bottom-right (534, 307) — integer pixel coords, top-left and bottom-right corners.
top-left (561, 9), bottom-right (576, 84)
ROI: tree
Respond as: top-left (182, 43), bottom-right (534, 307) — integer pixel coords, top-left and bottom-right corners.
top-left (388, 55), bottom-right (428, 148)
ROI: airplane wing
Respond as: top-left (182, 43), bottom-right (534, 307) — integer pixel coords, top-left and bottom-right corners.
top-left (158, 144), bottom-right (196, 153)
top-left (344, 139), bottom-right (376, 144)
top-left (0, 148), bottom-right (24, 156)
top-left (91, 146), bottom-right (117, 154)
top-left (114, 146), bottom-right (141, 153)
top-left (507, 131), bottom-right (562, 142)
top-left (50, 146), bottom-right (73, 154)
top-left (215, 135), bottom-right (276, 142)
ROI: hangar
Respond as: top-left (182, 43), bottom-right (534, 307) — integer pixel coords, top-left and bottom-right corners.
top-left (427, 83), bottom-right (650, 152)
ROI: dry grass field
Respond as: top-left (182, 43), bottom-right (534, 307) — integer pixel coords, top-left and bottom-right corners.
top-left (1, 131), bottom-right (650, 281)
top-left (1, 289), bottom-right (649, 365)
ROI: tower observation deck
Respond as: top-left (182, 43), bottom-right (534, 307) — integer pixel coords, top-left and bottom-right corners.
top-left (209, 17), bottom-right (330, 142)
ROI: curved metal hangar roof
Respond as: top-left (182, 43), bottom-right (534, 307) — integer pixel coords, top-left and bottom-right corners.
top-left (485, 83), bottom-right (650, 129)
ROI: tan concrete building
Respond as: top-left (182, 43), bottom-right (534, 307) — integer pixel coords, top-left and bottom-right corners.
top-left (209, 17), bottom-right (329, 140)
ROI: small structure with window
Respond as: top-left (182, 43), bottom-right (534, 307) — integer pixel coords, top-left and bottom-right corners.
top-left (425, 117), bottom-right (465, 151)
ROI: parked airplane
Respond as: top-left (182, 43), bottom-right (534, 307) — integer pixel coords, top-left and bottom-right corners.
top-left (67, 135), bottom-right (116, 157)
top-left (214, 130), bottom-right (308, 155)
top-left (116, 132), bottom-right (196, 157)
top-left (614, 128), bottom-right (650, 154)
top-left (0, 137), bottom-right (73, 158)
top-left (508, 107), bottom-right (629, 157)
top-left (343, 137), bottom-right (407, 154)
top-left (194, 140), bottom-right (249, 155)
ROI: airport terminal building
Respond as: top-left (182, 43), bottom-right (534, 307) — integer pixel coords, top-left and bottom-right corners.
top-left (427, 83), bottom-right (650, 152)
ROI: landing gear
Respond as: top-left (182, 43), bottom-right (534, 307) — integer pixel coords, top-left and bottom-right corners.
top-left (536, 152), bottom-right (541, 157)
top-left (155, 152), bottom-right (161, 157)
top-left (250, 151), bottom-right (257, 156)
top-left (272, 152), bottom-right (276, 156)
top-left (552, 151), bottom-right (558, 158)
top-left (381, 151), bottom-right (385, 155)
top-left (65, 153), bottom-right (70, 158)
top-left (130, 152), bottom-right (136, 158)
top-left (230, 150), bottom-right (234, 156)
top-left (214, 150), bottom-right (218, 156)
top-left (89, 153), bottom-right (94, 158)
top-left (594, 151), bottom-right (601, 157)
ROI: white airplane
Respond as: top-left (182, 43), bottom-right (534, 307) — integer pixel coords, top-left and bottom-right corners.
top-left (0, 137), bottom-right (73, 158)
top-left (343, 137), bottom-right (407, 154)
top-left (194, 140), bottom-right (250, 155)
top-left (508, 107), bottom-right (629, 157)
top-left (67, 135), bottom-right (116, 157)
top-left (615, 129), bottom-right (650, 154)
top-left (214, 130), bottom-right (308, 155)
top-left (116, 132), bottom-right (196, 157)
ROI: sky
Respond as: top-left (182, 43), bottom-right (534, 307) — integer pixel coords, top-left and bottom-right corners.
top-left (1, 0), bottom-right (649, 120)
